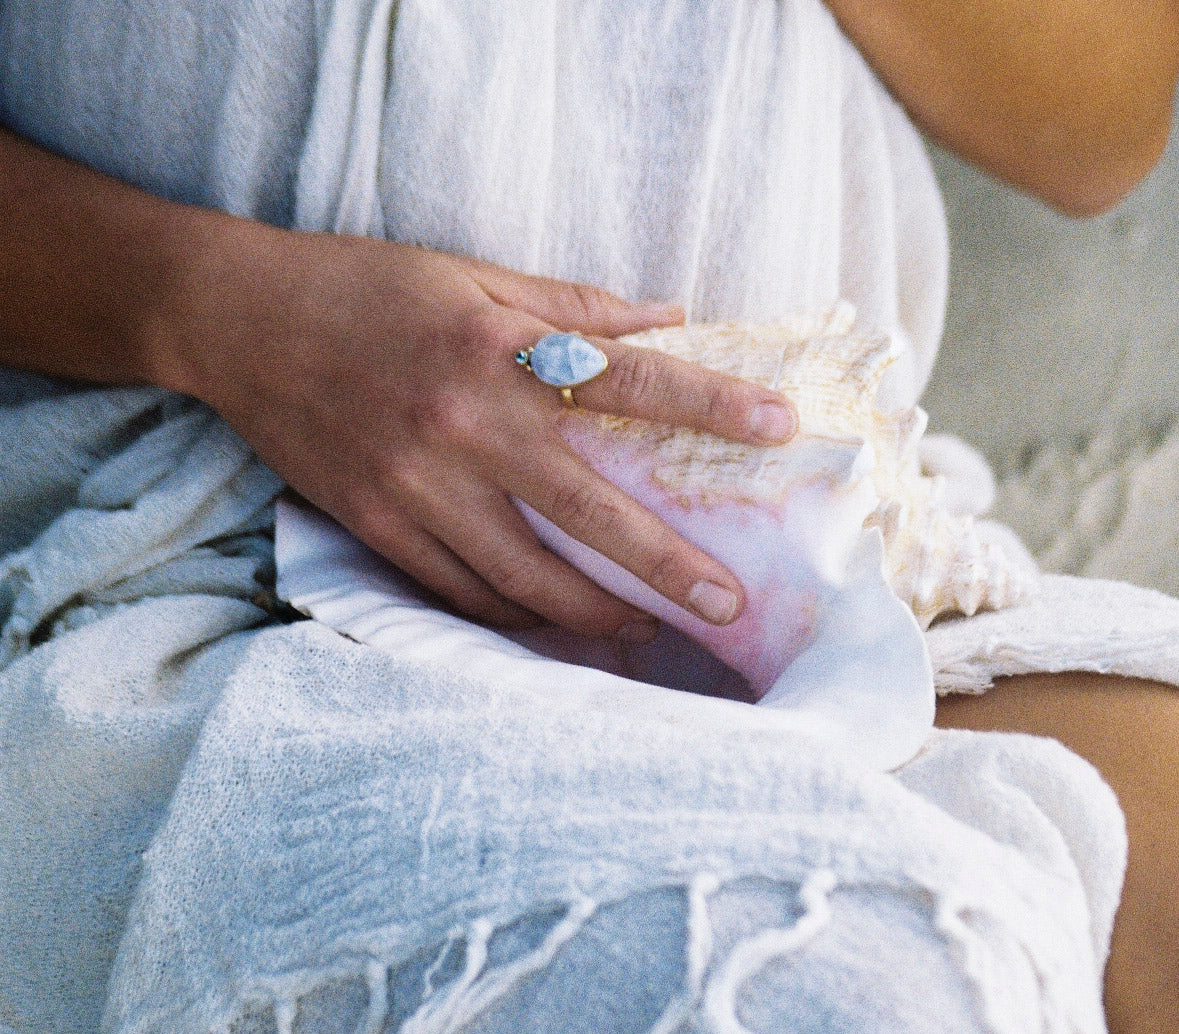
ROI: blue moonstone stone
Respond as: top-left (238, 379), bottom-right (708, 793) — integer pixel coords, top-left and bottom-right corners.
top-left (529, 333), bottom-right (608, 387)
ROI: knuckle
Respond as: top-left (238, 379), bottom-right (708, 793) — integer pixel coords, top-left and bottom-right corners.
top-left (455, 305), bottom-right (517, 367)
top-left (406, 386), bottom-right (479, 446)
top-left (482, 558), bottom-right (541, 603)
top-left (548, 482), bottom-right (618, 534)
top-left (383, 454), bottom-right (429, 496)
top-left (704, 378), bottom-right (740, 429)
top-left (606, 348), bottom-right (666, 407)
top-left (358, 456), bottom-right (430, 524)
top-left (562, 282), bottom-right (618, 326)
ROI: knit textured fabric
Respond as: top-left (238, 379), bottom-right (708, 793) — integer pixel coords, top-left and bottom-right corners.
top-left (0, 1), bottom-right (1170, 1032)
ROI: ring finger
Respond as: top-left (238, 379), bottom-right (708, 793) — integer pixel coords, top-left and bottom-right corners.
top-left (407, 473), bottom-right (656, 636)
top-left (569, 336), bottom-right (797, 445)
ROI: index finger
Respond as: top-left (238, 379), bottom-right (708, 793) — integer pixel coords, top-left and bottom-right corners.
top-left (573, 338), bottom-right (798, 446)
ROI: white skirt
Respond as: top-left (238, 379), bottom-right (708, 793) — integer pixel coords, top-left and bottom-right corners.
top-left (2, 1), bottom-right (1178, 1031)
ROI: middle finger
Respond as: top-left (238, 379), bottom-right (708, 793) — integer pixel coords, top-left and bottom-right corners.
top-left (504, 444), bottom-right (747, 627)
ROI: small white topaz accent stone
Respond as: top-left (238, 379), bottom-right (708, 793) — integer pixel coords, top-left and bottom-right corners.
top-left (529, 333), bottom-right (609, 387)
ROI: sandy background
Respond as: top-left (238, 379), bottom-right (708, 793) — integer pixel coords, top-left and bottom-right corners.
top-left (923, 107), bottom-right (1179, 597)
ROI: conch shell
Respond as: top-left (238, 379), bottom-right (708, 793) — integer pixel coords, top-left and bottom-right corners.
top-left (518, 304), bottom-right (1030, 764)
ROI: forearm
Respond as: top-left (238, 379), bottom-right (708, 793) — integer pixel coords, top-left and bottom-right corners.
top-left (0, 126), bottom-right (247, 393)
top-left (825, 0), bottom-right (1179, 214)
top-left (0, 128), bottom-right (800, 638)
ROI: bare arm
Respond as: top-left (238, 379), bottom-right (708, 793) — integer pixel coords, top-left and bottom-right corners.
top-left (0, 127), bottom-right (198, 385)
top-left (0, 126), bottom-right (799, 634)
top-left (824, 0), bottom-right (1179, 214)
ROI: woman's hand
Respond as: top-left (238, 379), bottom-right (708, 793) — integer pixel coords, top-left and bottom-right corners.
top-left (163, 229), bottom-right (798, 637)
top-left (0, 129), bottom-right (795, 636)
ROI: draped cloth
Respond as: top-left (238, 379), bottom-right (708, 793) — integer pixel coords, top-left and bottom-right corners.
top-left (2, 1), bottom-right (1178, 1031)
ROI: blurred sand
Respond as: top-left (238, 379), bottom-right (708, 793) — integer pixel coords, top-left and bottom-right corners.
top-left (923, 109), bottom-right (1179, 597)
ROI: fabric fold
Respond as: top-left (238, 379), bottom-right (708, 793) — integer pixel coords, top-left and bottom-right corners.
top-left (100, 621), bottom-right (1117, 1034)
top-left (0, 0), bottom-right (1166, 1031)
top-left (0, 393), bottom-right (281, 669)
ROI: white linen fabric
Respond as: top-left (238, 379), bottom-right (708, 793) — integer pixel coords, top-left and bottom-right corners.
top-left (292, 0), bottom-right (948, 407)
top-left (0, 1), bottom-right (1174, 1032)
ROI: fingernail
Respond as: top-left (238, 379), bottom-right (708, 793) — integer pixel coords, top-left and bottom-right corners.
top-left (749, 401), bottom-right (797, 443)
top-left (688, 580), bottom-right (740, 625)
top-left (618, 618), bottom-right (660, 644)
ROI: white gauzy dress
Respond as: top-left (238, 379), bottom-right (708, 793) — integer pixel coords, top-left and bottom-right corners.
top-left (272, 0), bottom-right (955, 771)
top-left (4, 2), bottom-right (1179, 1033)
top-left (299, 0), bottom-right (948, 412)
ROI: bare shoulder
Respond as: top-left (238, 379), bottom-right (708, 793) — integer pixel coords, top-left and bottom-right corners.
top-left (824, 0), bottom-right (1179, 214)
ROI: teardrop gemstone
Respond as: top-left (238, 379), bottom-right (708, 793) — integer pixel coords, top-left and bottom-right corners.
top-left (528, 333), bottom-right (609, 387)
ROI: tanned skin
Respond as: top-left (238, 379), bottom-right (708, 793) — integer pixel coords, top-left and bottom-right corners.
top-left (2, 4), bottom-right (1178, 1030)
top-left (825, 0), bottom-right (1179, 214)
